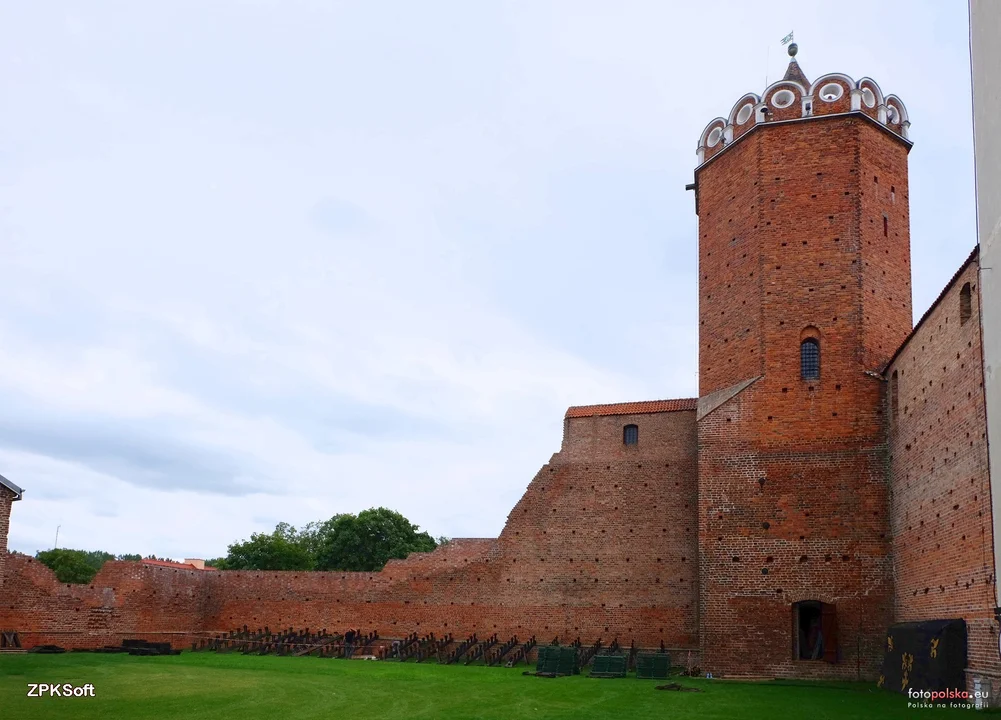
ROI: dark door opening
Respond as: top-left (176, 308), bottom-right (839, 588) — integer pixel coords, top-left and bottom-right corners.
top-left (793, 600), bottom-right (839, 662)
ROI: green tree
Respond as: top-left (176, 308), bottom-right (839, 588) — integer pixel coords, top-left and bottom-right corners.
top-left (315, 507), bottom-right (436, 572)
top-left (82, 550), bottom-right (115, 572)
top-left (116, 553), bottom-right (142, 562)
top-left (297, 517), bottom-right (341, 558)
top-left (36, 549), bottom-right (100, 584)
top-left (219, 522), bottom-right (315, 571)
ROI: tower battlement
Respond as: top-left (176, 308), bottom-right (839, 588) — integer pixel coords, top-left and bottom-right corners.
top-left (696, 45), bottom-right (911, 166)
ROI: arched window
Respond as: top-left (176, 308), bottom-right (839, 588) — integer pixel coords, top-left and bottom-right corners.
top-left (960, 282), bottom-right (972, 325)
top-left (800, 338), bottom-right (820, 380)
top-left (623, 424), bottom-right (639, 446)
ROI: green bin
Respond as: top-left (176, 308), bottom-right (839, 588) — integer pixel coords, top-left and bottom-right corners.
top-left (635, 653), bottom-right (671, 679)
top-left (535, 646), bottom-right (579, 675)
top-left (590, 653), bottom-right (628, 678)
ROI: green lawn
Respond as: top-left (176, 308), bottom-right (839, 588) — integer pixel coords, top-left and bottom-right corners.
top-left (0, 652), bottom-right (983, 719)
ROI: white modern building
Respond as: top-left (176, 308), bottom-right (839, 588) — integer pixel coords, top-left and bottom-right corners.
top-left (971, 0), bottom-right (1001, 645)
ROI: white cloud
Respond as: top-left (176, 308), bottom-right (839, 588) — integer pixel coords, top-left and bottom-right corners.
top-left (0, 0), bottom-right (977, 558)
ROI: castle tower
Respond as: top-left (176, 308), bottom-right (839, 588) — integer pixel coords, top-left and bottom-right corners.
top-left (693, 45), bottom-right (912, 679)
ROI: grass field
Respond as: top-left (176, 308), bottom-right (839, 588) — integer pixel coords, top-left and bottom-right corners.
top-left (0, 651), bottom-right (986, 719)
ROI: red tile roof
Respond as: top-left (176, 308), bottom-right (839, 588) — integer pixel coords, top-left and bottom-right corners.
top-left (142, 559), bottom-right (212, 571)
top-left (565, 398), bottom-right (698, 418)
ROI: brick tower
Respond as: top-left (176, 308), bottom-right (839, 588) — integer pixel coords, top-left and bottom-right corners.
top-left (693, 44), bottom-right (912, 679)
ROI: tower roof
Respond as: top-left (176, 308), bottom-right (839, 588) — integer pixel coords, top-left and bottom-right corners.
top-left (694, 43), bottom-right (911, 167)
top-left (783, 58), bottom-right (810, 87)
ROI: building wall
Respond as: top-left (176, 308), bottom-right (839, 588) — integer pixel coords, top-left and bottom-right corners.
top-left (697, 116), bottom-right (912, 399)
top-left (697, 116), bottom-right (912, 425)
top-left (971, 0), bottom-right (1001, 658)
top-left (206, 408), bottom-right (700, 647)
top-left (0, 487), bottom-right (12, 590)
top-left (858, 122), bottom-right (913, 370)
top-left (0, 555), bottom-right (213, 648)
top-left (501, 409), bottom-right (700, 646)
top-left (694, 112), bottom-right (906, 679)
top-left (696, 129), bottom-right (764, 395)
top-left (0, 409), bottom-right (700, 653)
top-left (698, 381), bottom-right (891, 680)
top-left (885, 255), bottom-right (999, 686)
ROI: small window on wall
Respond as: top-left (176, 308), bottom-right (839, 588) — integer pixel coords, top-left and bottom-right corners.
top-left (623, 424), bottom-right (639, 446)
top-left (960, 282), bottom-right (972, 325)
top-left (800, 337), bottom-right (820, 380)
top-left (793, 600), bottom-right (839, 663)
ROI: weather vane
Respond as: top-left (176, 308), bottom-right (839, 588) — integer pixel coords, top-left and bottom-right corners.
top-left (767, 31), bottom-right (796, 86)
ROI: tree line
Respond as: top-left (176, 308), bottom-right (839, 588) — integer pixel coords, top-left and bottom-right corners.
top-left (35, 549), bottom-right (148, 584)
top-left (35, 507), bottom-right (445, 583)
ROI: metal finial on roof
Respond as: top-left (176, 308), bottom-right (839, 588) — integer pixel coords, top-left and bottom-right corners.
top-left (782, 44), bottom-right (810, 86)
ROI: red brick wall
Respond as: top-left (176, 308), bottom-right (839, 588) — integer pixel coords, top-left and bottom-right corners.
top-left (0, 555), bottom-right (215, 648)
top-left (198, 409), bottom-right (699, 647)
top-left (698, 381), bottom-right (891, 679)
top-left (696, 128), bottom-right (764, 395)
top-left (498, 409), bottom-right (700, 646)
top-left (697, 115), bottom-right (912, 398)
top-left (0, 487), bottom-right (11, 591)
top-left (694, 113), bottom-right (908, 679)
top-left (885, 257), bottom-right (999, 687)
top-left (0, 409), bottom-right (700, 653)
top-left (858, 123), bottom-right (913, 370)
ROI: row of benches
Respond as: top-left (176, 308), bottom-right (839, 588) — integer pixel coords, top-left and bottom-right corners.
top-left (192, 625), bottom-right (672, 676)
top-left (193, 626), bottom-right (381, 658)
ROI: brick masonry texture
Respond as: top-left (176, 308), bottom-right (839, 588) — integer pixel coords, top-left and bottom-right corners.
top-left (0, 409), bottom-right (700, 655)
top-left (0, 487), bottom-right (12, 592)
top-left (697, 116), bottom-right (911, 398)
top-left (694, 113), bottom-right (908, 679)
top-left (0, 87), bottom-right (994, 687)
top-left (698, 379), bottom-right (891, 679)
top-left (885, 256), bottom-right (999, 687)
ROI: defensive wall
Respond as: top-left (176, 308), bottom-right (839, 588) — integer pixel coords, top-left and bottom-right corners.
top-left (0, 404), bottom-right (702, 658)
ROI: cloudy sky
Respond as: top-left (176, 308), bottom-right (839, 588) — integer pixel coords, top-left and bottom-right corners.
top-left (1, 0), bottom-right (976, 559)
